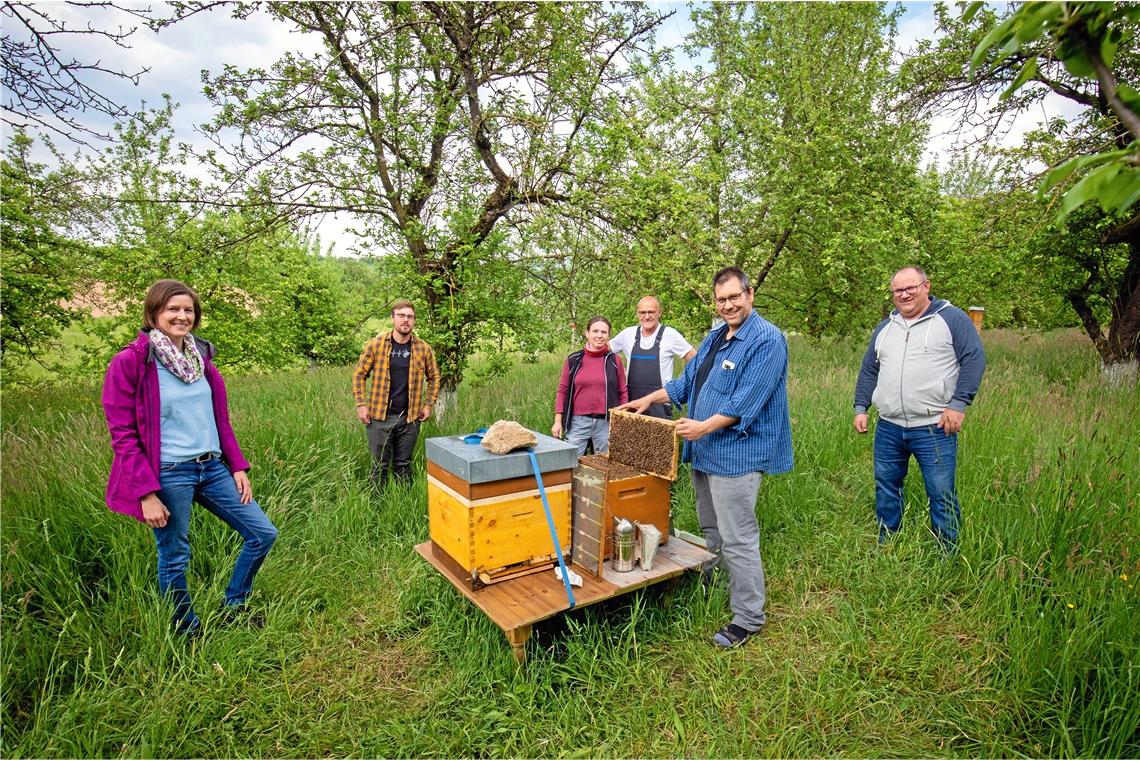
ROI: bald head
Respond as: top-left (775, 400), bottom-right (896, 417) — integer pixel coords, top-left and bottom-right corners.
top-left (637, 296), bottom-right (662, 334)
top-left (890, 266), bottom-right (931, 319)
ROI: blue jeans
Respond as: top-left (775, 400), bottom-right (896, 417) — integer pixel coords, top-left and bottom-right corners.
top-left (154, 457), bottom-right (278, 634)
top-left (873, 419), bottom-right (960, 548)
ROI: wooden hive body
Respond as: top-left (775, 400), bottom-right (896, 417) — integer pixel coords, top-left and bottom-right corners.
top-left (425, 432), bottom-right (577, 587)
top-left (572, 455), bottom-right (671, 575)
top-left (570, 412), bottom-right (681, 577)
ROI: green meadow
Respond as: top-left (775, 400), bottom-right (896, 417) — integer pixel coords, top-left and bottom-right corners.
top-left (2, 330), bottom-right (1137, 757)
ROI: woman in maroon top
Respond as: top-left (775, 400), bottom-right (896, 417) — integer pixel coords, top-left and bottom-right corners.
top-left (552, 316), bottom-right (628, 455)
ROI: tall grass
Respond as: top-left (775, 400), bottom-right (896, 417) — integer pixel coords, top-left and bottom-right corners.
top-left (2, 329), bottom-right (1136, 757)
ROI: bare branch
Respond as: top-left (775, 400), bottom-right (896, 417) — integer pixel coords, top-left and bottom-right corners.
top-left (1, 1), bottom-right (152, 144)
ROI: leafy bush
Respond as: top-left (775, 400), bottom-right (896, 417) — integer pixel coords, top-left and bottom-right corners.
top-left (464, 351), bottom-right (514, 389)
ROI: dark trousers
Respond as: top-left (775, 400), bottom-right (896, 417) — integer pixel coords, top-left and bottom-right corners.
top-left (367, 414), bottom-right (420, 483)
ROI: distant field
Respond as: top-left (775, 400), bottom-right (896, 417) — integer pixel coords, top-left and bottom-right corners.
top-left (2, 329), bottom-right (1137, 757)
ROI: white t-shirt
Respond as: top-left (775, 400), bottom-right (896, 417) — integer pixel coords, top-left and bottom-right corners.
top-left (609, 324), bottom-right (695, 385)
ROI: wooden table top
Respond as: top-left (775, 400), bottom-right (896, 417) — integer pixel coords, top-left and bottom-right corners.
top-left (414, 538), bottom-right (715, 632)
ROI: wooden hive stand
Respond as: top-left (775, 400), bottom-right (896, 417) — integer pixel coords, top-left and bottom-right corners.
top-left (415, 537), bottom-right (714, 663)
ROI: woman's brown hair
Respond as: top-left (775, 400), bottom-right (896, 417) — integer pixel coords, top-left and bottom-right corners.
top-left (585, 315), bottom-right (611, 333)
top-left (142, 280), bottom-right (202, 331)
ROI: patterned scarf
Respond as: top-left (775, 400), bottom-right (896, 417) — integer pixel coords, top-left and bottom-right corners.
top-left (149, 329), bottom-right (204, 383)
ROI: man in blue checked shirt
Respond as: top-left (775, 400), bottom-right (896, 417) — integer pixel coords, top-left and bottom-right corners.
top-left (618, 266), bottom-right (793, 649)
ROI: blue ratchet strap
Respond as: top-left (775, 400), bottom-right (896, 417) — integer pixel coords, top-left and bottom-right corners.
top-left (528, 449), bottom-right (575, 608)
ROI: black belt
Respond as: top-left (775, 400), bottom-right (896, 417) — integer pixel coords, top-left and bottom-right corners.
top-left (581, 413), bottom-right (606, 420)
top-left (189, 452), bottom-right (218, 463)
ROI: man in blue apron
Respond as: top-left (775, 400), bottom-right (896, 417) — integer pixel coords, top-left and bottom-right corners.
top-left (609, 296), bottom-right (696, 419)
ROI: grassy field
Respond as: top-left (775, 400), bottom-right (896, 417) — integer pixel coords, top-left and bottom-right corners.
top-left (2, 329), bottom-right (1137, 757)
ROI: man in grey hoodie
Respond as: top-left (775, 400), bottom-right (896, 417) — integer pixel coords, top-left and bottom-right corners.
top-left (853, 266), bottom-right (986, 549)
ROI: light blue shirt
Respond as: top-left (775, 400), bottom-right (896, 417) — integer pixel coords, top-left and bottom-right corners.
top-left (157, 361), bottom-right (222, 462)
top-left (665, 310), bottom-right (794, 477)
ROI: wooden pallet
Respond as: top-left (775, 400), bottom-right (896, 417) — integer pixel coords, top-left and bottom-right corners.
top-left (415, 537), bottom-right (715, 663)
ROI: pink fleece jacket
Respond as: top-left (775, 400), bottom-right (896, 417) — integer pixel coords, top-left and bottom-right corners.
top-left (102, 331), bottom-right (249, 522)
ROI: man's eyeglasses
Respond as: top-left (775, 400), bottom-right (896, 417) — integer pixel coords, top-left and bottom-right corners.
top-left (714, 291), bottom-right (747, 308)
top-left (890, 280), bottom-right (927, 297)
top-left (637, 310), bottom-right (658, 316)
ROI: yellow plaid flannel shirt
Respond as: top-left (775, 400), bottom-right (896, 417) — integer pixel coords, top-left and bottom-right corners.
top-left (352, 332), bottom-right (441, 422)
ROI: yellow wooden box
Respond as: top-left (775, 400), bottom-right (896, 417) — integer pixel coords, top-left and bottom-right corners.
top-left (427, 461), bottom-right (572, 583)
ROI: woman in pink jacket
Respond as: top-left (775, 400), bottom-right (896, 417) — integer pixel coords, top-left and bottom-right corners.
top-left (552, 316), bottom-right (628, 455)
top-left (102, 280), bottom-right (277, 638)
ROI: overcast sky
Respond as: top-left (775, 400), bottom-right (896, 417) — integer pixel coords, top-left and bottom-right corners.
top-left (5, 1), bottom-right (1074, 255)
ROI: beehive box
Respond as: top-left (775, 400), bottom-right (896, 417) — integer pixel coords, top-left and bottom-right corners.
top-left (571, 412), bottom-right (680, 577)
top-left (574, 454), bottom-right (671, 565)
top-left (426, 431), bottom-right (578, 587)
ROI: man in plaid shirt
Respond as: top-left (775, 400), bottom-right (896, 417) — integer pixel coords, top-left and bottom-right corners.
top-left (353, 299), bottom-right (440, 485)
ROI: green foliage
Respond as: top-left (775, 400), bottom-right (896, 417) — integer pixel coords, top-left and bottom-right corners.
top-left (463, 351), bottom-right (514, 389)
top-left (923, 158), bottom-right (1076, 329)
top-left (194, 2), bottom-right (667, 388)
top-left (4, 104), bottom-right (367, 379)
top-left (901, 2), bottom-right (1140, 365)
top-left (569, 2), bottom-right (930, 339)
top-left (0, 131), bottom-right (90, 382)
top-left (7, 2), bottom-right (1136, 380)
top-left (969, 1), bottom-right (1140, 222)
top-left (2, 331), bottom-right (1137, 756)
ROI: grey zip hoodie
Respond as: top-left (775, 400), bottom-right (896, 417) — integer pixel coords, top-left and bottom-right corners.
top-left (854, 297), bottom-right (986, 428)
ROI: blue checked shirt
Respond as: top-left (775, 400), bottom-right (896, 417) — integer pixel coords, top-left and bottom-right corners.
top-left (665, 311), bottom-right (793, 477)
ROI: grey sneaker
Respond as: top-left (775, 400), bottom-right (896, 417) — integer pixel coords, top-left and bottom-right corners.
top-left (712, 623), bottom-right (760, 648)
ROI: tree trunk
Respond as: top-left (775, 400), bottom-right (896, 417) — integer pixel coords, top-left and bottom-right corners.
top-left (1066, 216), bottom-right (1139, 377)
top-left (434, 387), bottom-right (458, 420)
top-left (1097, 218), bottom-right (1140, 372)
top-left (1104, 237), bottom-right (1140, 367)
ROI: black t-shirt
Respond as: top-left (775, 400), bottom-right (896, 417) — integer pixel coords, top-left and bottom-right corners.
top-left (690, 330), bottom-right (729, 413)
top-left (387, 340), bottom-right (412, 415)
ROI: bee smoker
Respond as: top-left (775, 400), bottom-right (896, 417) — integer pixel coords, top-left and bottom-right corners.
top-left (612, 517), bottom-right (636, 571)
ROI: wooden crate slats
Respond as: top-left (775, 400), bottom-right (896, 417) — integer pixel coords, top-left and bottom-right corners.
top-left (571, 460), bottom-right (607, 578)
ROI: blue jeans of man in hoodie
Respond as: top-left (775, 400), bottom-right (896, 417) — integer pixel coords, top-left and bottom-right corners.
top-left (873, 419), bottom-right (959, 548)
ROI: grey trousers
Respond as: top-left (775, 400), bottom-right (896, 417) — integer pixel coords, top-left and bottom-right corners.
top-left (566, 415), bottom-right (609, 456)
top-left (691, 469), bottom-right (767, 630)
